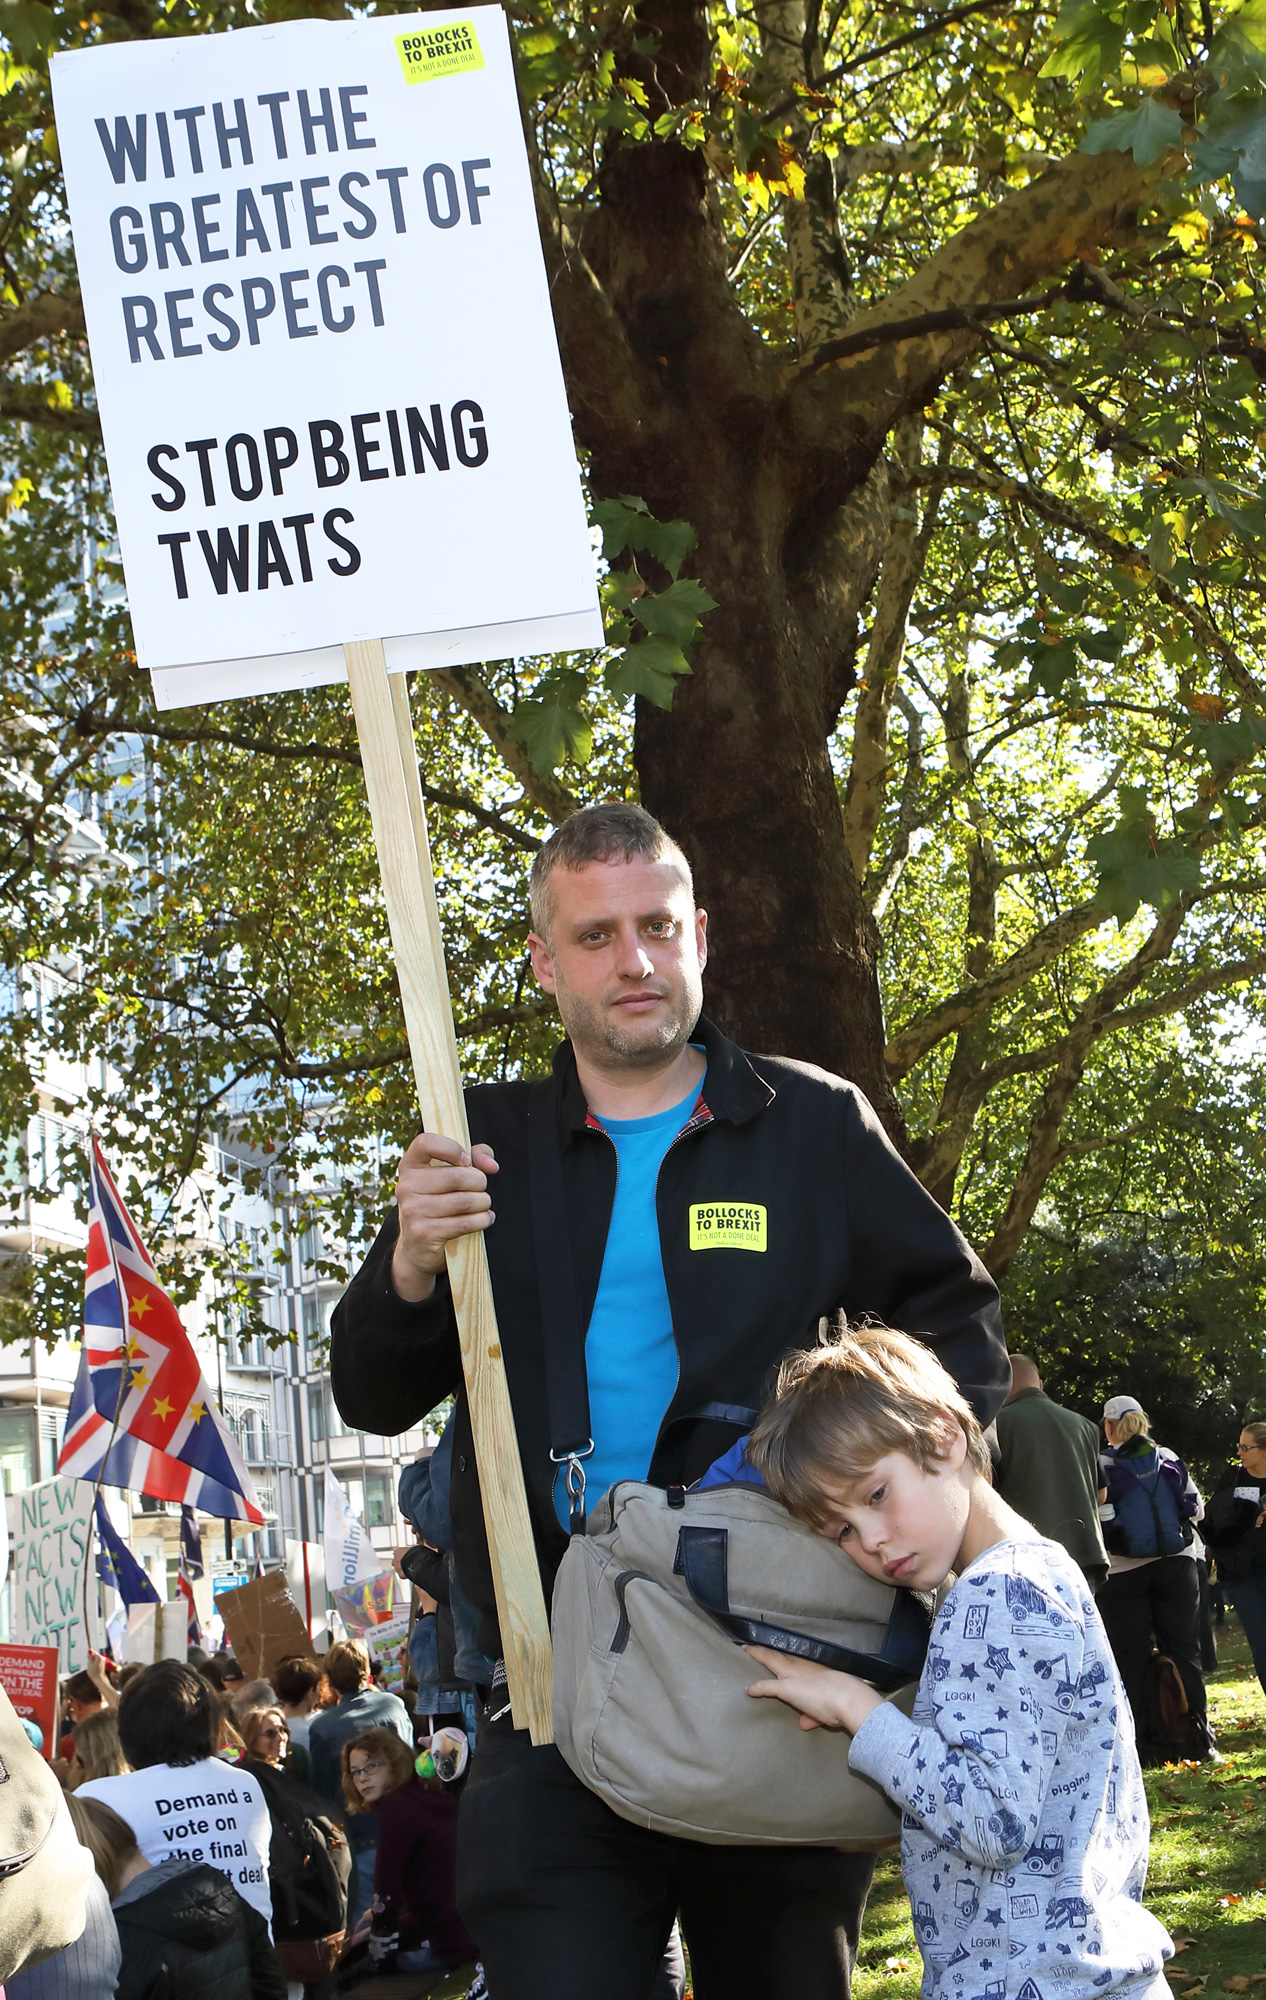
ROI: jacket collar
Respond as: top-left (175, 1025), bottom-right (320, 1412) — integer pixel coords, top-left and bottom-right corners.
top-left (552, 1013), bottom-right (774, 1134)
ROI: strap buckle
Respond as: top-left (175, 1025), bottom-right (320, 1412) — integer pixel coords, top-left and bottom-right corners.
top-left (550, 1440), bottom-right (594, 1535)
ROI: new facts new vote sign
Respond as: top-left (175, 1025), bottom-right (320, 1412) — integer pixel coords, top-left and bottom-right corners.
top-left (51, 8), bottom-right (602, 710)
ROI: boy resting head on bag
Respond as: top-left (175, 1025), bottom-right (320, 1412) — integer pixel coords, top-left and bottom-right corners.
top-left (743, 1324), bottom-right (1173, 2000)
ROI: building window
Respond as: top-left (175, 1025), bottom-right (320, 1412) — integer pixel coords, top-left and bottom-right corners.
top-left (365, 1471), bottom-right (393, 1529)
top-left (308, 1390), bottom-right (326, 1443)
top-left (0, 1410), bottom-right (35, 1495)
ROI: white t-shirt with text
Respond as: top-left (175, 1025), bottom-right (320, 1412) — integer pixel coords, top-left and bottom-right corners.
top-left (78, 1756), bottom-right (272, 1929)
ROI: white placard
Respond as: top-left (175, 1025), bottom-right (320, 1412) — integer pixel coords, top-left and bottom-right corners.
top-left (322, 1467), bottom-right (384, 1593)
top-left (7, 1478), bottom-right (102, 1673)
top-left (52, 7), bottom-right (602, 707)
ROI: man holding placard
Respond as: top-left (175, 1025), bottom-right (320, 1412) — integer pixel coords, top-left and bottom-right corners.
top-left (332, 801), bottom-right (1009, 2000)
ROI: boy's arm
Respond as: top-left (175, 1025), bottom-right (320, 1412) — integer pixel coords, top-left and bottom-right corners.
top-left (847, 1576), bottom-right (1082, 1871)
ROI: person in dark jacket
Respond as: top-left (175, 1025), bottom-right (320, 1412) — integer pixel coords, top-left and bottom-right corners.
top-left (339, 1727), bottom-right (477, 1979)
top-left (309, 1639), bottom-right (414, 1932)
top-left (331, 801), bottom-right (1010, 2000)
top-left (992, 1354), bottom-right (1109, 1581)
top-left (1202, 1419), bottom-right (1266, 1695)
top-left (74, 1793), bottom-right (286, 2000)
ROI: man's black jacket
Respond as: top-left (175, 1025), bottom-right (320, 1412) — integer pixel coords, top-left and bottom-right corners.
top-left (331, 1015), bottom-right (1009, 1663)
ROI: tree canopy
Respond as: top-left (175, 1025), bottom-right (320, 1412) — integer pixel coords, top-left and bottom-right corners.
top-left (2, 0), bottom-right (1265, 1404)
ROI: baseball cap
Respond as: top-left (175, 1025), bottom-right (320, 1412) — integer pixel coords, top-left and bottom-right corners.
top-left (1103, 1395), bottom-right (1144, 1422)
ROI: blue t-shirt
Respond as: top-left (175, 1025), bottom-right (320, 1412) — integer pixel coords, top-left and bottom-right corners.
top-left (554, 1078), bottom-right (701, 1528)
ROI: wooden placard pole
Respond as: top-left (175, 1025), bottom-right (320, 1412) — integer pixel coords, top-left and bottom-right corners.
top-left (344, 638), bottom-right (554, 1744)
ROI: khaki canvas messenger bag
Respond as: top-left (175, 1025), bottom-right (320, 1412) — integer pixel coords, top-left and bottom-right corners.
top-left (528, 1079), bottom-right (928, 1848)
top-left (551, 1478), bottom-right (926, 1846)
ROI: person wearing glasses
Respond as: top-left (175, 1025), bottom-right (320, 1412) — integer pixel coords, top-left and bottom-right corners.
top-left (1202, 1420), bottom-right (1266, 1696)
top-left (340, 1729), bottom-right (477, 1983)
top-left (239, 1704), bottom-right (312, 1789)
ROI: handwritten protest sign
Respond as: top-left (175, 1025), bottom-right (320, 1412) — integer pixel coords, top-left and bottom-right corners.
top-left (50, 6), bottom-right (601, 709)
top-left (0, 1644), bottom-right (60, 1759)
top-left (7, 1479), bottom-right (101, 1673)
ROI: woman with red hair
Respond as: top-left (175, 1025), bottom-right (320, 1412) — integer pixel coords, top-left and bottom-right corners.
top-left (340, 1727), bottom-right (476, 1981)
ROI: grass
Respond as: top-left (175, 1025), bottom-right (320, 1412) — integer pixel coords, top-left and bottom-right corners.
top-left (853, 1619), bottom-right (1266, 2000)
top-left (382, 1623), bottom-right (1266, 2000)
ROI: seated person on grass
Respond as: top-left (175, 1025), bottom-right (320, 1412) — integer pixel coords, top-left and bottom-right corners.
top-left (744, 1324), bottom-right (1173, 2000)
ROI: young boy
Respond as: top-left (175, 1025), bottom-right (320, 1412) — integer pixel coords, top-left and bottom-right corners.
top-left (744, 1325), bottom-right (1172, 2000)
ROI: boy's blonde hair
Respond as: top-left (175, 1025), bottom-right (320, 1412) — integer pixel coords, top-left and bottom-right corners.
top-left (748, 1322), bottom-right (991, 1528)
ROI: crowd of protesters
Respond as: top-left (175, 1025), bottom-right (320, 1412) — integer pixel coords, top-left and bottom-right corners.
top-left (23, 1632), bottom-right (482, 2000)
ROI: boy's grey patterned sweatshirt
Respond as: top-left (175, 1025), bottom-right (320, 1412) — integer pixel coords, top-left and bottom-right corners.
top-left (848, 1537), bottom-right (1172, 2000)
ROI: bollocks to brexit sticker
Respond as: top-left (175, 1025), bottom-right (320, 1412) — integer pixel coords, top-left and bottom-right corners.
top-left (689, 1203), bottom-right (767, 1252)
top-left (397, 20), bottom-right (484, 82)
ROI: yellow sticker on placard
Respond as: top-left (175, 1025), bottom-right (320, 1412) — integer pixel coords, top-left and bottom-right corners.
top-left (689, 1203), bottom-right (767, 1252)
top-left (396, 21), bottom-right (484, 83)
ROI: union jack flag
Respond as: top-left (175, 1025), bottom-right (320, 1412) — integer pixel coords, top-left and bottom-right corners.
top-left (58, 1137), bottom-right (263, 1525)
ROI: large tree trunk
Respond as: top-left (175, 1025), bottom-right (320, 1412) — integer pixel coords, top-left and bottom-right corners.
top-left (532, 0), bottom-right (1157, 1143)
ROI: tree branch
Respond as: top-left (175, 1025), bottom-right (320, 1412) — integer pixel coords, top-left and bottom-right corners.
top-left (918, 451), bottom-right (1266, 712)
top-left (803, 283), bottom-right (1068, 374)
top-left (0, 391), bottom-right (100, 439)
top-left (885, 895), bottom-right (1106, 1078)
top-left (424, 666), bottom-right (579, 824)
top-left (980, 899), bottom-right (1191, 1273)
top-left (126, 712), bottom-right (540, 852)
top-left (0, 291), bottom-right (86, 365)
top-left (783, 147), bottom-right (1161, 482)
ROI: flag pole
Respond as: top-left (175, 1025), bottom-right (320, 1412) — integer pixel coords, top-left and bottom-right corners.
top-left (79, 1133), bottom-right (135, 1667)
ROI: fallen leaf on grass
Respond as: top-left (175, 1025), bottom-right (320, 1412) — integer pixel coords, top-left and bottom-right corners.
top-left (1220, 1896), bottom-right (1243, 1907)
top-left (884, 1959), bottom-right (912, 1973)
top-left (1183, 1978), bottom-right (1209, 1996)
top-left (1174, 1942), bottom-right (1199, 1954)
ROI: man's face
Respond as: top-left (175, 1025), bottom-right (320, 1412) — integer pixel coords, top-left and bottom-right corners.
top-left (527, 856), bottom-right (707, 1072)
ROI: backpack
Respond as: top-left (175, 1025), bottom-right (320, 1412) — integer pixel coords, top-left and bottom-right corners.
top-left (1139, 1653), bottom-right (1214, 1764)
top-left (1101, 1445), bottom-right (1197, 1559)
top-left (244, 1759), bottom-right (350, 1941)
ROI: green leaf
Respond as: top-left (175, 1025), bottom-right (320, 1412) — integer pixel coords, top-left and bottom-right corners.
top-left (1210, 0), bottom-right (1266, 72)
top-left (606, 635), bottom-right (694, 708)
top-left (1038, 0), bottom-right (1126, 90)
top-left (1077, 623), bottom-right (1129, 662)
top-left (633, 576), bottom-right (719, 646)
top-left (592, 497), bottom-right (698, 578)
top-left (1081, 99), bottom-right (1184, 164)
top-left (506, 672), bottom-right (594, 774)
top-left (1195, 713), bottom-right (1266, 769)
top-left (1, 0), bottom-right (55, 59)
top-left (1028, 637), bottom-right (1081, 693)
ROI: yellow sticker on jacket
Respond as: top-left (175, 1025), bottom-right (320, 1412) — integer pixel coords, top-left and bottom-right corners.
top-left (689, 1203), bottom-right (767, 1251)
top-left (396, 21), bottom-right (484, 83)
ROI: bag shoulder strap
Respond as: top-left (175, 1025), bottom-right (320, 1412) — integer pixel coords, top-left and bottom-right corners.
top-left (528, 1075), bottom-right (593, 1532)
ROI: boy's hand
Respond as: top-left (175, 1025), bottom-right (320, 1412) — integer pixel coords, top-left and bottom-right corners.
top-left (744, 1646), bottom-right (884, 1735)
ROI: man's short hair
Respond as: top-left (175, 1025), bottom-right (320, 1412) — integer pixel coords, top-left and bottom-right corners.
top-left (116, 1660), bottom-right (216, 1770)
top-left (274, 1655), bottom-right (321, 1705)
top-left (323, 1639), bottom-right (371, 1696)
top-left (747, 1321), bottom-right (991, 1530)
top-left (528, 802), bottom-right (692, 942)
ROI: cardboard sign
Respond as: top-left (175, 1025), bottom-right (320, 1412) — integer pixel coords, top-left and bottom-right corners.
top-left (7, 1479), bottom-right (102, 1673)
top-left (218, 1570), bottom-right (316, 1681)
top-left (51, 5), bottom-right (601, 708)
top-left (0, 1644), bottom-right (60, 1760)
